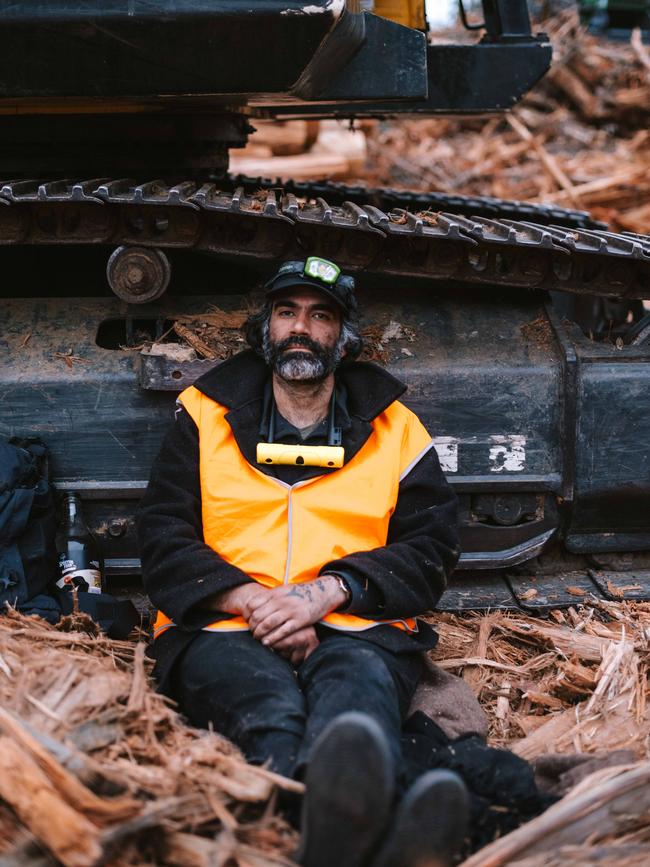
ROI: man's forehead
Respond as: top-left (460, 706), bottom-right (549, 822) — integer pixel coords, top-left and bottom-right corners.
top-left (271, 287), bottom-right (338, 309)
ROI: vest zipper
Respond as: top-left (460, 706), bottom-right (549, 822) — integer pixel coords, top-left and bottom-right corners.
top-left (284, 487), bottom-right (293, 585)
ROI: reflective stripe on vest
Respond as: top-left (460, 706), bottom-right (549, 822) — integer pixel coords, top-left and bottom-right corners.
top-left (153, 384), bottom-right (433, 638)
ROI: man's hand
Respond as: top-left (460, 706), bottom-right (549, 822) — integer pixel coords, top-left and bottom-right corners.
top-left (207, 583), bottom-right (270, 618)
top-left (247, 575), bottom-right (348, 646)
top-left (272, 625), bottom-right (320, 666)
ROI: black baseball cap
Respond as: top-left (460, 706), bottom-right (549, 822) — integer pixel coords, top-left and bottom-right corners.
top-left (264, 257), bottom-right (357, 317)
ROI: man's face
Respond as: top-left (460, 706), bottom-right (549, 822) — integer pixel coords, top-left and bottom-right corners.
top-left (264, 287), bottom-right (344, 383)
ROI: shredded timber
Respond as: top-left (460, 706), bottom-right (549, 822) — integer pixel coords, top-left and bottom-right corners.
top-left (356, 10), bottom-right (650, 236)
top-left (1, 598), bottom-right (649, 865)
top-left (0, 608), bottom-right (300, 866)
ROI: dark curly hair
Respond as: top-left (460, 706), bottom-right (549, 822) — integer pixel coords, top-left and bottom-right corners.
top-left (243, 300), bottom-right (363, 361)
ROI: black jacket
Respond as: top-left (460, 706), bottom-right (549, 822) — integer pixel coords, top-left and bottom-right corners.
top-left (138, 351), bottom-right (460, 691)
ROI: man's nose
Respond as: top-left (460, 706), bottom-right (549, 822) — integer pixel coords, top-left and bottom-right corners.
top-left (290, 312), bottom-right (310, 334)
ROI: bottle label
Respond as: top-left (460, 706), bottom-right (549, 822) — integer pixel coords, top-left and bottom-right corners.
top-left (56, 559), bottom-right (102, 594)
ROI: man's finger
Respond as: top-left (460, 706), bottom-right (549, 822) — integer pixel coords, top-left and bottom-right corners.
top-left (290, 648), bottom-right (305, 666)
top-left (251, 610), bottom-right (289, 640)
top-left (272, 627), bottom-right (311, 651)
top-left (246, 591), bottom-right (281, 616)
top-left (247, 598), bottom-right (285, 629)
top-left (303, 639), bottom-right (319, 660)
top-left (251, 597), bottom-right (309, 634)
top-left (262, 620), bottom-right (300, 647)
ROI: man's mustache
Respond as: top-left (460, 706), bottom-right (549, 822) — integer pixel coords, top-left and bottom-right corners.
top-left (264, 331), bottom-right (341, 381)
top-left (275, 335), bottom-right (325, 356)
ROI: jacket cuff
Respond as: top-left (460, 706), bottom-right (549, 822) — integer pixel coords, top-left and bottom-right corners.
top-left (320, 567), bottom-right (384, 616)
top-left (174, 571), bottom-right (254, 630)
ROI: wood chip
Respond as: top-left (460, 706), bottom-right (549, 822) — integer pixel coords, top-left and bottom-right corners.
top-left (352, 8), bottom-right (650, 234)
top-left (459, 763), bottom-right (650, 867)
top-left (0, 613), bottom-right (299, 863)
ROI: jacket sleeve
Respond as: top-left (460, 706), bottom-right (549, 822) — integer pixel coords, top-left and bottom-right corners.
top-left (320, 444), bottom-right (460, 619)
top-left (137, 407), bottom-right (254, 630)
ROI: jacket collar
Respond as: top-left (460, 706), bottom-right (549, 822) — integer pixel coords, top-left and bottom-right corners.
top-left (192, 349), bottom-right (407, 422)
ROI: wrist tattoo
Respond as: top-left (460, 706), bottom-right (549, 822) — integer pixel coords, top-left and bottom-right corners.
top-left (287, 584), bottom-right (314, 602)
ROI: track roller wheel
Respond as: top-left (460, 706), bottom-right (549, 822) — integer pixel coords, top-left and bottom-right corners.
top-left (106, 245), bottom-right (171, 304)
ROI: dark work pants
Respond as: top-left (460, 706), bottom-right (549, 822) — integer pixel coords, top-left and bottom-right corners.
top-left (173, 629), bottom-right (422, 780)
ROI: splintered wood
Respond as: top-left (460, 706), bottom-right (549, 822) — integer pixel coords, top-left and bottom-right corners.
top-left (1, 600), bottom-right (649, 866)
top-left (143, 307), bottom-right (249, 362)
top-left (230, 119), bottom-right (368, 181)
top-left (460, 763), bottom-right (650, 867)
top-left (0, 610), bottom-right (299, 867)
top-left (430, 602), bottom-right (650, 759)
top-left (433, 601), bottom-right (650, 867)
top-left (355, 11), bottom-right (650, 234)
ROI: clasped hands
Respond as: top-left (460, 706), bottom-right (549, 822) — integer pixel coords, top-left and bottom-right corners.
top-left (213, 576), bottom-right (348, 666)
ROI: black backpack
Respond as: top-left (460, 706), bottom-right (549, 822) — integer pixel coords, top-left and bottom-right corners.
top-left (0, 437), bottom-right (57, 607)
top-left (0, 437), bottom-right (139, 639)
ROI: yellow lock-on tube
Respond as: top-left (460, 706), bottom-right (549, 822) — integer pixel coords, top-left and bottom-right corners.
top-left (256, 442), bottom-right (345, 468)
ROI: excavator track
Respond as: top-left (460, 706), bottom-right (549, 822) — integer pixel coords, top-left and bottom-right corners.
top-left (1, 178), bottom-right (648, 301)
top-left (226, 174), bottom-right (605, 231)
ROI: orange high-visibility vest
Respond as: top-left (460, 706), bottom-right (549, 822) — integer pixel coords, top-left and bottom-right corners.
top-left (153, 384), bottom-right (434, 639)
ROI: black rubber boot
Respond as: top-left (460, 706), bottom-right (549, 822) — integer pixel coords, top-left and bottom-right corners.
top-left (297, 712), bottom-right (394, 867)
top-left (373, 770), bottom-right (470, 867)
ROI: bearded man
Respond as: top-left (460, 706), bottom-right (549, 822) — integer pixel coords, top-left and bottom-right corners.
top-left (138, 257), bottom-right (468, 867)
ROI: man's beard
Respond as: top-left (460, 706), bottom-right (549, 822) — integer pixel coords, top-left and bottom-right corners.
top-left (262, 330), bottom-right (343, 383)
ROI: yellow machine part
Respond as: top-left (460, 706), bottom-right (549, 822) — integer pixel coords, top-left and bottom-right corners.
top-left (371, 0), bottom-right (427, 30)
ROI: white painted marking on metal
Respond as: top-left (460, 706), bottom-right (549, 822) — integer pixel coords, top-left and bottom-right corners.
top-left (282, 0), bottom-right (345, 14)
top-left (432, 437), bottom-right (459, 473)
top-left (488, 435), bottom-right (527, 473)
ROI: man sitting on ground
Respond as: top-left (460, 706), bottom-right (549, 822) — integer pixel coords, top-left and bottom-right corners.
top-left (138, 256), bottom-right (469, 867)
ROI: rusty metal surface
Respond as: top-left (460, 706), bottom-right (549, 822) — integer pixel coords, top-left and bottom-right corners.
top-left (3, 279), bottom-right (650, 583)
top-left (136, 352), bottom-right (215, 392)
top-left (435, 572), bottom-right (520, 612)
top-left (506, 571), bottom-right (605, 611)
top-left (588, 570), bottom-right (650, 602)
top-left (106, 246), bottom-right (171, 304)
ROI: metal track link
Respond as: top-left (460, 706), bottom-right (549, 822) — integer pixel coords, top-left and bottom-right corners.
top-left (226, 174), bottom-right (605, 231)
top-left (0, 178), bottom-right (648, 300)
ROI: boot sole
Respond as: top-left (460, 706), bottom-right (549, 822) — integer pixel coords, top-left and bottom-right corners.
top-left (298, 712), bottom-right (394, 867)
top-left (373, 769), bottom-right (470, 867)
